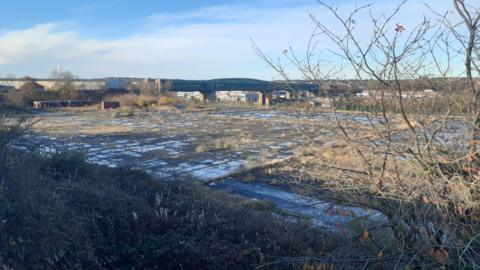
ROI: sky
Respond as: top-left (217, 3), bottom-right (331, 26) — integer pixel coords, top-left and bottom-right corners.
top-left (0, 0), bottom-right (457, 80)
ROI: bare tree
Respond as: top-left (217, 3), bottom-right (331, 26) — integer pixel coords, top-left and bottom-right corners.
top-left (49, 69), bottom-right (78, 99)
top-left (257, 0), bottom-right (480, 268)
top-left (50, 70), bottom-right (76, 91)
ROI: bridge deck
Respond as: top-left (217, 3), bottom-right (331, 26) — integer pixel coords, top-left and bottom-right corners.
top-left (165, 78), bottom-right (318, 92)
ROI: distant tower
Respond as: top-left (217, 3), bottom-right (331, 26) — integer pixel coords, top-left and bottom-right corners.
top-left (56, 64), bottom-right (62, 77)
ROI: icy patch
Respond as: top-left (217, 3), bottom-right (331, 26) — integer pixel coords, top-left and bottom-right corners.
top-left (86, 156), bottom-right (118, 168)
top-left (213, 180), bottom-right (387, 229)
top-left (180, 164), bottom-right (209, 172)
top-left (39, 146), bottom-right (58, 154)
top-left (190, 160), bottom-right (244, 180)
top-left (128, 144), bottom-right (165, 153)
top-left (123, 151), bottom-right (142, 158)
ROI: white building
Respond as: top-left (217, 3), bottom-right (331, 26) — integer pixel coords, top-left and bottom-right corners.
top-left (216, 91), bottom-right (258, 102)
top-left (357, 89), bottom-right (441, 99)
top-left (175, 91), bottom-right (204, 100)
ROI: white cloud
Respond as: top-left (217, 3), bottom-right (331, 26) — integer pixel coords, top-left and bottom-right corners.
top-left (146, 5), bottom-right (249, 24)
top-left (0, 1), bottom-right (456, 79)
top-left (0, 24), bottom-right (75, 65)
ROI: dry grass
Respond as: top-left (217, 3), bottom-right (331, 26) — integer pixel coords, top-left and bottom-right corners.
top-left (104, 94), bottom-right (158, 108)
top-left (0, 146), bottom-right (343, 270)
top-left (158, 96), bottom-right (175, 106)
top-left (195, 142), bottom-right (209, 153)
top-left (37, 124), bottom-right (134, 135)
top-left (212, 135), bottom-right (256, 151)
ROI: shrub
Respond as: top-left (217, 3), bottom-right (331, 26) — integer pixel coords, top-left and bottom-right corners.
top-left (104, 94), bottom-right (157, 108)
top-left (257, 0), bottom-right (480, 267)
top-left (158, 96), bottom-right (176, 106)
top-left (0, 145), bottom-right (339, 269)
top-left (2, 88), bottom-right (86, 108)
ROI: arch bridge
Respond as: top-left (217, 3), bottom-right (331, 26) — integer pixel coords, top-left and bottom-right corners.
top-left (159, 78), bottom-right (320, 105)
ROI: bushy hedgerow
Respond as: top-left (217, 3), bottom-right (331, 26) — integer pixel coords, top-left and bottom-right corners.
top-left (0, 148), bottom-right (336, 270)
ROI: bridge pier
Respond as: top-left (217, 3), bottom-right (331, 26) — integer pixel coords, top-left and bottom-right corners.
top-left (199, 91), bottom-right (217, 103)
top-left (285, 91), bottom-right (300, 101)
top-left (258, 91), bottom-right (272, 106)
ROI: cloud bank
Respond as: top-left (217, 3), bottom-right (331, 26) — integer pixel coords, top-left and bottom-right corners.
top-left (0, 1), bottom-right (453, 79)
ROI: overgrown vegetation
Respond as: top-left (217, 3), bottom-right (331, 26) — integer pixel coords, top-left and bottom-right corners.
top-left (255, 0), bottom-right (480, 268)
top-left (0, 106), bottom-right (346, 270)
top-left (0, 87), bottom-right (113, 109)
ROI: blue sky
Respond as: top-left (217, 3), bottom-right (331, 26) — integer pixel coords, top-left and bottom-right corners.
top-left (0, 0), bottom-right (455, 79)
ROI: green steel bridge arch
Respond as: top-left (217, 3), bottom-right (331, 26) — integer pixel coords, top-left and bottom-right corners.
top-left (164, 78), bottom-right (318, 92)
